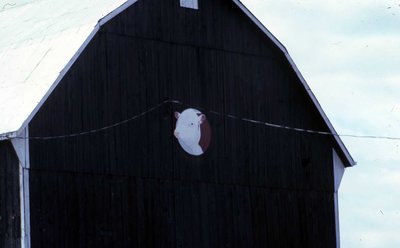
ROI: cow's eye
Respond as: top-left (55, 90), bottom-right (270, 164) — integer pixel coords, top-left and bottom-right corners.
top-left (190, 123), bottom-right (194, 126)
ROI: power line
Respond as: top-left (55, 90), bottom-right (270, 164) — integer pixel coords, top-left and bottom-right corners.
top-left (3, 99), bottom-right (400, 141)
top-left (177, 101), bottom-right (400, 141)
top-left (11, 100), bottom-right (172, 140)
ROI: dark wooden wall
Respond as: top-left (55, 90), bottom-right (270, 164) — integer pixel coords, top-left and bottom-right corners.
top-left (0, 141), bottom-right (21, 248)
top-left (29, 0), bottom-right (338, 247)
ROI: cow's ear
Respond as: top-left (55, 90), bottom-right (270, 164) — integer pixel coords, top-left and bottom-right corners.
top-left (174, 111), bottom-right (180, 119)
top-left (199, 114), bottom-right (206, 124)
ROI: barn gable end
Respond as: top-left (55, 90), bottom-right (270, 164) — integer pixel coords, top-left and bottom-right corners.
top-left (0, 0), bottom-right (354, 247)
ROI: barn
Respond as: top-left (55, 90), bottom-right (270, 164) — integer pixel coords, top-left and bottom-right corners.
top-left (0, 0), bottom-right (355, 247)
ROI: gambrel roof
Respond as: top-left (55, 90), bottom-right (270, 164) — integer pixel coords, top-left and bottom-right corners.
top-left (0, 0), bottom-right (355, 166)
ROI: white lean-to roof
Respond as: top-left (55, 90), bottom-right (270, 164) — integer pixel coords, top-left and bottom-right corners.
top-left (0, 0), bottom-right (355, 166)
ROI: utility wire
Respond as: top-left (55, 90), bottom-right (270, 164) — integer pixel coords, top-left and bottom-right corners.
top-left (3, 99), bottom-right (400, 141)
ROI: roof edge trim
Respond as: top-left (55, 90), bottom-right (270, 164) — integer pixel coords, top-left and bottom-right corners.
top-left (98, 0), bottom-right (139, 26)
top-left (0, 131), bottom-right (17, 141)
top-left (15, 25), bottom-right (100, 137)
top-left (232, 0), bottom-right (287, 53)
top-left (232, 0), bottom-right (355, 166)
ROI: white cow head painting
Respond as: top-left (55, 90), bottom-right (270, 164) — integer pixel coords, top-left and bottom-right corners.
top-left (174, 108), bottom-right (211, 156)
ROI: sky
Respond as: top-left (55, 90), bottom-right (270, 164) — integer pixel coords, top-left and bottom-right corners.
top-left (240, 0), bottom-right (400, 247)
